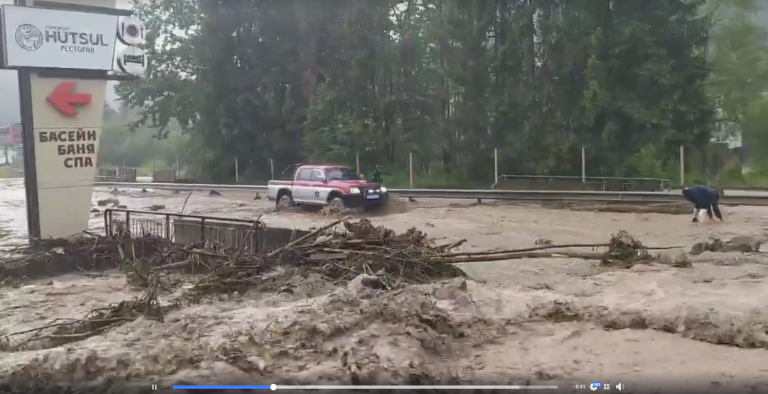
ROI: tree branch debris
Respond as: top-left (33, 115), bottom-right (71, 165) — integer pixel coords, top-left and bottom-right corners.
top-left (0, 220), bottom-right (677, 351)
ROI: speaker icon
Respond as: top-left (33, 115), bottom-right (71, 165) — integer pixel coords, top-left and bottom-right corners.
top-left (616, 383), bottom-right (623, 391)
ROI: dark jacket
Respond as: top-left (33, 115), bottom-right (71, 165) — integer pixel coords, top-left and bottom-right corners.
top-left (370, 170), bottom-right (383, 183)
top-left (370, 168), bottom-right (387, 184)
top-left (682, 185), bottom-right (719, 208)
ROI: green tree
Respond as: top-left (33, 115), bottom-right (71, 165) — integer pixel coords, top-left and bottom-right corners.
top-left (117, 0), bottom-right (718, 184)
top-left (705, 0), bottom-right (768, 175)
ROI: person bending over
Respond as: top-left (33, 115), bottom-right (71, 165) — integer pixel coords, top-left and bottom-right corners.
top-left (681, 185), bottom-right (723, 223)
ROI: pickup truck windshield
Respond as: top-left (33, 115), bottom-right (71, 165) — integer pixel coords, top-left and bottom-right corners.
top-left (326, 168), bottom-right (362, 181)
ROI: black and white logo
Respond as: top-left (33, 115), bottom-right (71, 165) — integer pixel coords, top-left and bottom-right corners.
top-left (14, 23), bottom-right (44, 51)
top-left (117, 16), bottom-right (145, 46)
top-left (116, 46), bottom-right (147, 76)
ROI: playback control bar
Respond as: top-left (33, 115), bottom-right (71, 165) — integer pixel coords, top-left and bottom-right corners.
top-left (168, 385), bottom-right (560, 390)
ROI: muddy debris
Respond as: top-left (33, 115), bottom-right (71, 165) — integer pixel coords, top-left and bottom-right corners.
top-left (601, 230), bottom-right (652, 268)
top-left (690, 236), bottom-right (763, 255)
top-left (0, 234), bottom-right (170, 283)
top-left (0, 226), bottom-right (681, 294)
top-left (547, 201), bottom-right (691, 215)
top-left (95, 198), bottom-right (119, 207)
top-left (0, 219), bottom-right (736, 390)
top-left (0, 274), bottom-right (167, 352)
top-left (0, 234), bottom-right (185, 351)
top-left (0, 219), bottom-right (471, 351)
top-left (1, 283), bottom-right (507, 391)
top-left (437, 230), bottom-right (675, 269)
top-left (348, 273), bottom-right (385, 292)
top-left (319, 204), bottom-right (345, 216)
top-left (184, 218), bottom-right (470, 300)
top-left (313, 198), bottom-right (410, 218)
top-left (656, 249), bottom-right (692, 268)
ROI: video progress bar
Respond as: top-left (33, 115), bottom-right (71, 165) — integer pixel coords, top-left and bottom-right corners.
top-left (172, 385), bottom-right (560, 390)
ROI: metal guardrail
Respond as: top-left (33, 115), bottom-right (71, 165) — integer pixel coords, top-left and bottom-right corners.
top-left (98, 181), bottom-right (267, 193)
top-left (94, 182), bottom-right (768, 206)
top-left (496, 175), bottom-right (672, 192)
top-left (672, 185), bottom-right (768, 192)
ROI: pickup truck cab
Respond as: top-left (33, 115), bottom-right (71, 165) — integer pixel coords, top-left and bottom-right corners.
top-left (267, 164), bottom-right (389, 211)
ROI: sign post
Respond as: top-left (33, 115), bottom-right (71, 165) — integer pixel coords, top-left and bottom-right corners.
top-left (2, 0), bottom-right (147, 241)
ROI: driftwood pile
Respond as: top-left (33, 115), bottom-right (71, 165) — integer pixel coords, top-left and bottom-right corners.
top-left (180, 218), bottom-right (468, 300)
top-left (0, 233), bottom-right (171, 283)
top-left (0, 219), bottom-right (674, 351)
top-left (277, 219), bottom-right (467, 283)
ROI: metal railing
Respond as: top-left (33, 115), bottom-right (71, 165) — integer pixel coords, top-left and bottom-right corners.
top-left (97, 167), bottom-right (138, 182)
top-left (103, 208), bottom-right (266, 252)
top-left (495, 175), bottom-right (672, 192)
top-left (93, 182), bottom-right (768, 206)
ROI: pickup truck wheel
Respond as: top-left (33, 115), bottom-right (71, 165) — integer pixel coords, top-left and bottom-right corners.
top-left (277, 194), bottom-right (294, 211)
top-left (329, 197), bottom-right (346, 210)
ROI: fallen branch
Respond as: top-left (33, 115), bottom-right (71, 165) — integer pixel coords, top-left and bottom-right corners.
top-left (154, 259), bottom-right (193, 271)
top-left (432, 251), bottom-right (606, 263)
top-left (436, 239), bottom-right (467, 251)
top-left (440, 242), bottom-right (684, 258)
top-left (440, 243), bottom-right (610, 257)
top-left (267, 219), bottom-right (344, 258)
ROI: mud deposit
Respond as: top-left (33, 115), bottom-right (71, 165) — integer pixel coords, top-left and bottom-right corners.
top-left (2, 182), bottom-right (768, 392)
top-left (3, 260), bottom-right (768, 393)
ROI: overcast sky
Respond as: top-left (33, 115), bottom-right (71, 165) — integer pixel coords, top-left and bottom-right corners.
top-left (0, 0), bottom-right (131, 126)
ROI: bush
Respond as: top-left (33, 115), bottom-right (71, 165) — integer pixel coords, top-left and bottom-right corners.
top-left (382, 171), bottom-right (477, 189)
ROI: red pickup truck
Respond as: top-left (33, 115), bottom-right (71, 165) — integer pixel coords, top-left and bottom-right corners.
top-left (266, 164), bottom-right (389, 211)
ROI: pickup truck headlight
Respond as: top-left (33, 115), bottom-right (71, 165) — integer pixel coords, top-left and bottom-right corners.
top-left (380, 187), bottom-right (387, 193)
top-left (350, 187), bottom-right (361, 194)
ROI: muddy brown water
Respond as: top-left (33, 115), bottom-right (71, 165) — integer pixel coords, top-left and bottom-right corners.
top-left (2, 180), bottom-right (768, 392)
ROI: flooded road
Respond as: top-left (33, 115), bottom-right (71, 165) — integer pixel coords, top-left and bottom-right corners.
top-left (3, 175), bottom-right (767, 245)
top-left (0, 177), bottom-right (473, 244)
top-left (0, 179), bottom-right (27, 243)
top-left (2, 176), bottom-right (768, 247)
top-left (4, 178), bottom-right (768, 390)
top-left (0, 178), bottom-right (276, 244)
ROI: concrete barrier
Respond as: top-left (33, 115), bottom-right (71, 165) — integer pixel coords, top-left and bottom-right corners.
top-left (173, 218), bottom-right (310, 252)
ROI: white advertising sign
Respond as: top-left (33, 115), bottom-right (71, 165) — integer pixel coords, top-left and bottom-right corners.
top-left (29, 77), bottom-right (107, 239)
top-left (116, 15), bottom-right (145, 46)
top-left (1, 5), bottom-right (118, 70)
top-left (116, 46), bottom-right (147, 76)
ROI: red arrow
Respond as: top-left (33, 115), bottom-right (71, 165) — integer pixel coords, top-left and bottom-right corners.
top-left (47, 82), bottom-right (92, 117)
